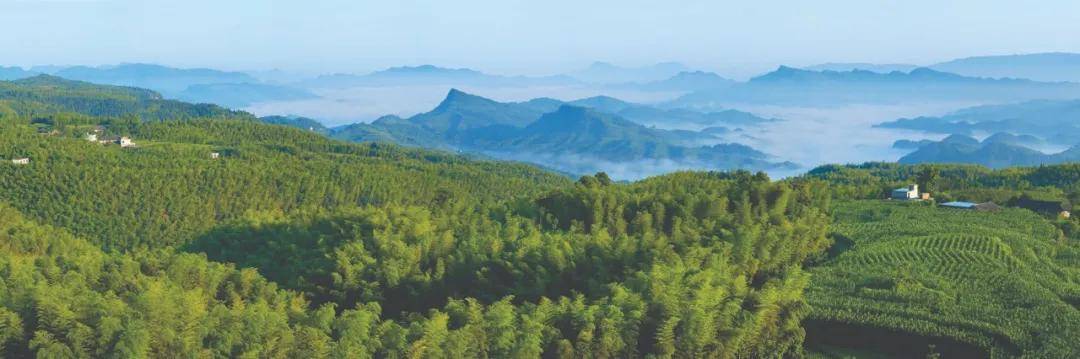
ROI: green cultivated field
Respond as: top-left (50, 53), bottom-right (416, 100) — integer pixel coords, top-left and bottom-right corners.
top-left (806, 200), bottom-right (1080, 358)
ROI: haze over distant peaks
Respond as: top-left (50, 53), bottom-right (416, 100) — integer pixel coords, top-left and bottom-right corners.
top-left (930, 52), bottom-right (1080, 82)
top-left (0, 66), bottom-right (38, 81)
top-left (328, 89), bottom-right (790, 178)
top-left (570, 61), bottom-right (690, 84)
top-left (877, 99), bottom-right (1080, 145)
top-left (803, 62), bottom-right (919, 73)
top-left (631, 71), bottom-right (736, 92)
top-left (300, 64), bottom-right (577, 88)
top-left (53, 63), bottom-right (257, 94)
top-left (804, 53), bottom-right (1080, 82)
top-left (749, 66), bottom-right (973, 83)
top-left (898, 133), bottom-right (1080, 168)
top-left (670, 66), bottom-right (1080, 109)
top-left (177, 83), bottom-right (317, 108)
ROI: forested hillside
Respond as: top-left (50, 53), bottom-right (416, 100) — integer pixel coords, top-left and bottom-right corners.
top-left (0, 73), bottom-right (834, 357)
top-left (805, 162), bottom-right (1079, 204)
top-left (0, 75), bottom-right (247, 120)
top-left (0, 77), bottom-right (1077, 357)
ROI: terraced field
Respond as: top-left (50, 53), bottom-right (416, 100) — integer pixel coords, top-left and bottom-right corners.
top-left (806, 201), bottom-right (1080, 358)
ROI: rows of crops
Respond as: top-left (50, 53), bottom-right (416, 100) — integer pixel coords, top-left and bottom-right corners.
top-left (807, 200), bottom-right (1080, 358)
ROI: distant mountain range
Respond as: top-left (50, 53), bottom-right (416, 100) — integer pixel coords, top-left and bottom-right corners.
top-left (0, 66), bottom-right (38, 81)
top-left (570, 61), bottom-right (690, 84)
top-left (805, 53), bottom-right (1080, 82)
top-left (930, 53), bottom-right (1080, 82)
top-left (802, 63), bottom-right (919, 73)
top-left (297, 65), bottom-right (578, 89)
top-left (876, 99), bottom-right (1080, 145)
top-left (669, 66), bottom-right (1080, 109)
top-left (176, 83), bottom-right (318, 108)
top-left (898, 133), bottom-right (1080, 168)
top-left (9, 53), bottom-right (1080, 121)
top-left (563, 95), bottom-right (776, 130)
top-left (328, 89), bottom-right (792, 177)
top-left (51, 64), bottom-right (257, 94)
top-left (612, 71), bottom-right (736, 93)
top-left (0, 64), bottom-right (319, 109)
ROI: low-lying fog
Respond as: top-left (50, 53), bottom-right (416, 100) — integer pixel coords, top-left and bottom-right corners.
top-left (244, 87), bottom-right (993, 180)
top-left (712, 103), bottom-right (980, 177)
top-left (244, 85), bottom-right (683, 126)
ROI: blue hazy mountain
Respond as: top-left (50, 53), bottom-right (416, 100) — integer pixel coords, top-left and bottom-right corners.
top-left (567, 95), bottom-right (776, 129)
top-left (43, 63), bottom-right (319, 109)
top-left (668, 66), bottom-right (1080, 109)
top-left (803, 53), bottom-right (1080, 83)
top-left (0, 66), bottom-right (38, 81)
top-left (891, 139), bottom-right (937, 150)
top-left (929, 52), bottom-right (1080, 82)
top-left (53, 63), bottom-right (258, 95)
top-left (27, 65), bottom-right (68, 74)
top-left (298, 65), bottom-right (578, 89)
top-left (892, 133), bottom-right (1045, 151)
top-left (330, 89), bottom-right (793, 177)
top-left (898, 133), bottom-right (1080, 168)
top-left (623, 71), bottom-right (736, 92)
top-left (177, 83), bottom-right (318, 108)
top-left (877, 99), bottom-right (1080, 145)
top-left (803, 63), bottom-right (919, 73)
top-left (570, 61), bottom-right (690, 84)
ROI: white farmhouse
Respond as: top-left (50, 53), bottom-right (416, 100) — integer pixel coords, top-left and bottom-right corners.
top-left (891, 184), bottom-right (919, 200)
top-left (11, 158), bottom-right (30, 165)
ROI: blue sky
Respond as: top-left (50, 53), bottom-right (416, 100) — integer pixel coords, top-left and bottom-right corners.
top-left (3, 0), bottom-right (1079, 76)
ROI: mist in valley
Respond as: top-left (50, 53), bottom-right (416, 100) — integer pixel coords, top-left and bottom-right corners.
top-left (243, 83), bottom-right (1012, 180)
top-left (244, 84), bottom-right (683, 126)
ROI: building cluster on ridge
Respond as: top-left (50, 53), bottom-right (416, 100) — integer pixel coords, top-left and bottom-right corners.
top-left (85, 126), bottom-right (135, 148)
top-left (891, 183), bottom-right (1001, 212)
top-left (891, 184), bottom-right (931, 201)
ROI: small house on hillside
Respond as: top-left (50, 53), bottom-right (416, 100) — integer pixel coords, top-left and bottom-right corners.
top-left (892, 184), bottom-right (920, 200)
top-left (210, 152), bottom-right (220, 159)
top-left (100, 136), bottom-right (135, 147)
top-left (11, 158), bottom-right (30, 165)
top-left (85, 133), bottom-right (99, 142)
top-left (1062, 211), bottom-right (1072, 219)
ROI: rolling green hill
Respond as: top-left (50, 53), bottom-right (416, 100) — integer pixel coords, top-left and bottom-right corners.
top-left (0, 75), bottom-right (248, 120)
top-left (0, 77), bottom-right (568, 250)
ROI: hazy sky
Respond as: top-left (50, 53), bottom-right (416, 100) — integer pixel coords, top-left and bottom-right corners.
top-left (4, 0), bottom-right (1079, 77)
